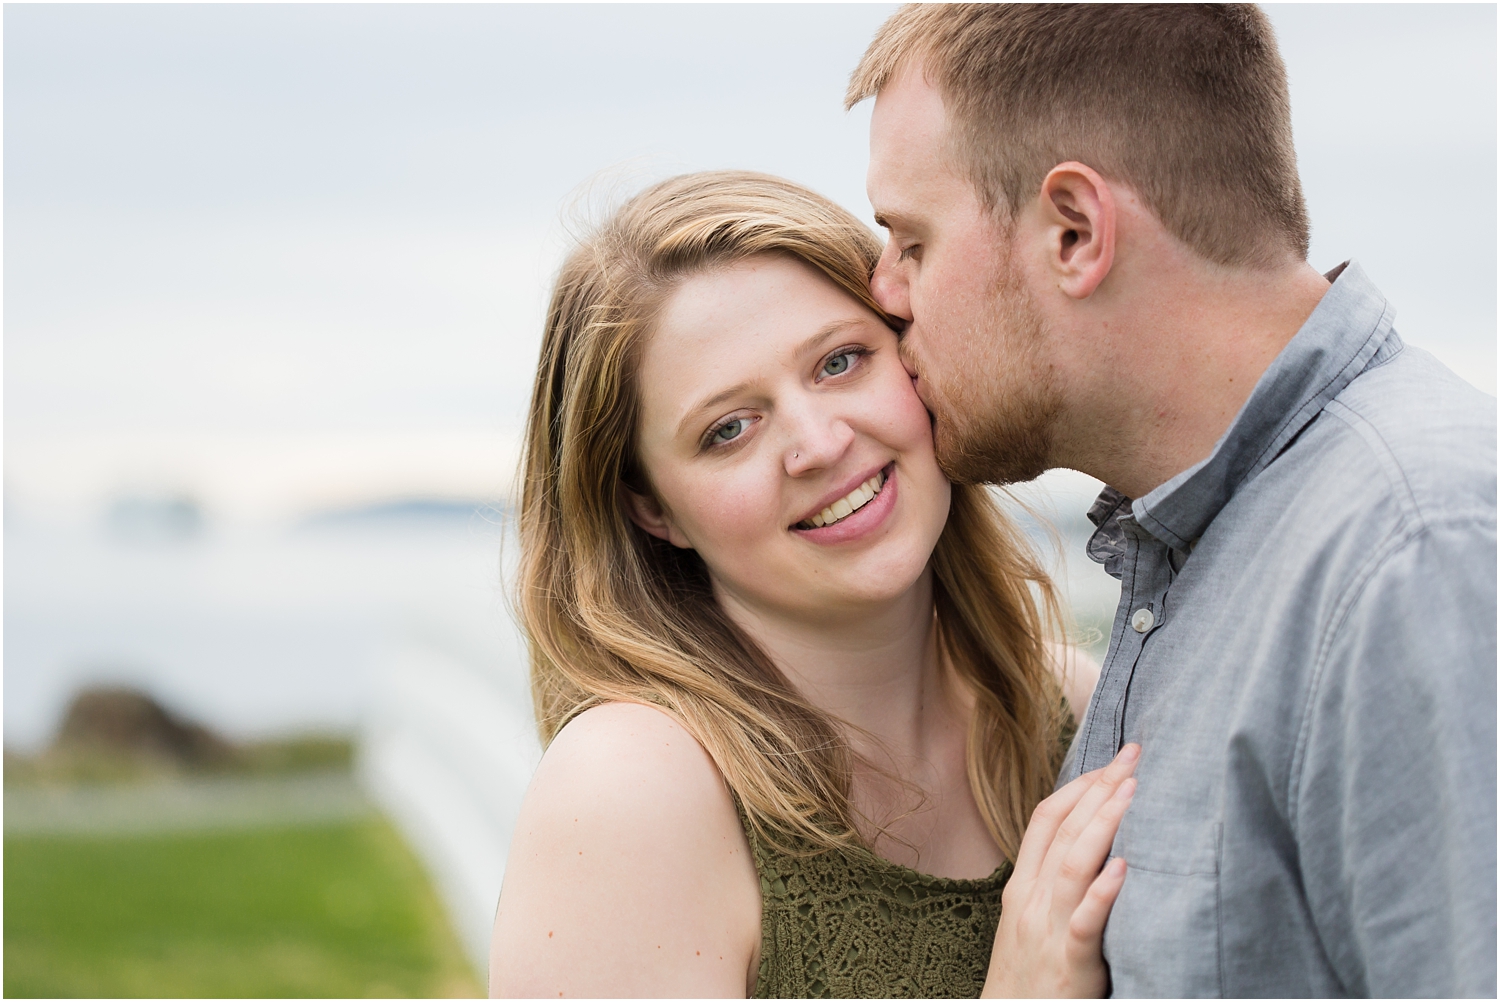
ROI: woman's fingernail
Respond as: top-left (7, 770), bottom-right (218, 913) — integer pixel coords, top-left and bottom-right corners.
top-left (1110, 857), bottom-right (1127, 876)
top-left (1119, 743), bottom-right (1140, 763)
top-left (1113, 777), bottom-right (1136, 800)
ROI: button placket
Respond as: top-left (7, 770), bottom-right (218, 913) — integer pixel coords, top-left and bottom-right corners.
top-left (1076, 518), bottom-right (1152, 773)
top-left (1082, 523), bottom-right (1177, 775)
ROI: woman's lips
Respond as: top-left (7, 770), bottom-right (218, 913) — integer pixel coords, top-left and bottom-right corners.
top-left (791, 463), bottom-right (898, 544)
top-left (797, 467), bottom-right (887, 528)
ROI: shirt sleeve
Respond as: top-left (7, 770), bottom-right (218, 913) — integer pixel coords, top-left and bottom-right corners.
top-left (1294, 518), bottom-right (1497, 997)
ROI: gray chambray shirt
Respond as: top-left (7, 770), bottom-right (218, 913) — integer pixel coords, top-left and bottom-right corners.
top-left (1060, 262), bottom-right (1497, 997)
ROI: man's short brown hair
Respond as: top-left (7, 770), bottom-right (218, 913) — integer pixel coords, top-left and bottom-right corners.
top-left (848, 4), bottom-right (1309, 268)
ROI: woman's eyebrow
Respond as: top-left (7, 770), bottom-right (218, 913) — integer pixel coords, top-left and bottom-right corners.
top-left (678, 381), bottom-right (753, 439)
top-left (794, 318), bottom-right (866, 359)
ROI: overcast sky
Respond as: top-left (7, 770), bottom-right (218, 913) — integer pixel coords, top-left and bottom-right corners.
top-left (5, 4), bottom-right (1495, 519)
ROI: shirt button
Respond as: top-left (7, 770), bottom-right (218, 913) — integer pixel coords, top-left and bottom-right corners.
top-left (1131, 608), bottom-right (1155, 633)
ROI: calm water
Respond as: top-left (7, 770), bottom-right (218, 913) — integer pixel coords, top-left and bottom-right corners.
top-left (4, 503), bottom-right (524, 752)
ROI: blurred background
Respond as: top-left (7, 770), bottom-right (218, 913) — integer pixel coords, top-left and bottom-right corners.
top-left (5, 4), bottom-right (1495, 997)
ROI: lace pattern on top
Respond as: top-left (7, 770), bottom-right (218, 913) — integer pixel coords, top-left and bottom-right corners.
top-left (737, 806), bottom-right (1010, 999)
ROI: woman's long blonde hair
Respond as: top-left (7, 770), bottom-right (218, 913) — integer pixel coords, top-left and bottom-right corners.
top-left (517, 170), bottom-right (1066, 860)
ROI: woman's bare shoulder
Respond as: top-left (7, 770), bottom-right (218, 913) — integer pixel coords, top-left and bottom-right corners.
top-left (491, 702), bottom-right (759, 998)
top-left (528, 702), bottom-right (748, 837)
top-left (544, 701), bottom-right (729, 798)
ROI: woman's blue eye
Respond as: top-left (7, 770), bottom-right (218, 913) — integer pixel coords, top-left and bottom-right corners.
top-left (712, 419), bottom-right (745, 443)
top-left (822, 353), bottom-right (852, 377)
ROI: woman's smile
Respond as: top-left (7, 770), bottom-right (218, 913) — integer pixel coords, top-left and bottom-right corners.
top-left (791, 462), bottom-right (897, 543)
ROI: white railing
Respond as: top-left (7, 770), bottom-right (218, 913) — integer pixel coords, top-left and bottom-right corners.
top-left (358, 636), bottom-right (541, 978)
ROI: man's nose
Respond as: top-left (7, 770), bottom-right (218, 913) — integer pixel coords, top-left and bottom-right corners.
top-left (871, 243), bottom-right (913, 322)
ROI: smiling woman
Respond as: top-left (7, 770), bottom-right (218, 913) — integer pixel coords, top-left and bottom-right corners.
top-left (489, 171), bottom-right (1133, 998)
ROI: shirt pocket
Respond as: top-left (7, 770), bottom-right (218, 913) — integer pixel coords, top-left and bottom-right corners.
top-left (1103, 823), bottom-right (1224, 997)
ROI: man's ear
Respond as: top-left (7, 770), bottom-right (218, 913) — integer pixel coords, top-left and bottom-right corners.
top-left (1038, 161), bottom-right (1116, 300)
top-left (621, 485), bottom-right (693, 549)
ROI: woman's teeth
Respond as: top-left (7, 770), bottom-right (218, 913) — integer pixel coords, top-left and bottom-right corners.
top-left (800, 470), bottom-right (887, 529)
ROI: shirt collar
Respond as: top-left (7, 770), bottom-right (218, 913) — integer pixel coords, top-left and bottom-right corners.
top-left (1100, 260), bottom-right (1400, 554)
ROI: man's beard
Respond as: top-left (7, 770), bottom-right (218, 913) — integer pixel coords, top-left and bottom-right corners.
top-left (918, 261), bottom-right (1060, 487)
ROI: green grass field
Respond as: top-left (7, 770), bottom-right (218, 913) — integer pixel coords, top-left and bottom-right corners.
top-left (4, 818), bottom-right (481, 998)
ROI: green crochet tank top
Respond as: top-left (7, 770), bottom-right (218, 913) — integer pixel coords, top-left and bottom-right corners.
top-left (738, 808), bottom-right (1011, 998)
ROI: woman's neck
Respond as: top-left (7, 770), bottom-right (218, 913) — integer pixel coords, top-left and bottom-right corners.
top-left (712, 569), bottom-right (956, 768)
top-left (714, 568), bottom-right (996, 876)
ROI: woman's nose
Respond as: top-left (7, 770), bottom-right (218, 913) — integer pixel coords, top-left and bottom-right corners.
top-left (784, 416), bottom-right (854, 477)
